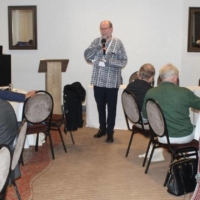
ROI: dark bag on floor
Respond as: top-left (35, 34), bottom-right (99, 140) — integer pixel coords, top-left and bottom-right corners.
top-left (167, 158), bottom-right (198, 196)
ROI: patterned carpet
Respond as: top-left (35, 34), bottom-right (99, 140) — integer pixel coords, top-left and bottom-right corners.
top-left (5, 132), bottom-right (61, 200)
top-left (5, 124), bottom-right (195, 200)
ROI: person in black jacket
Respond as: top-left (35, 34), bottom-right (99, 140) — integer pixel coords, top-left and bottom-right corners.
top-left (126, 63), bottom-right (155, 112)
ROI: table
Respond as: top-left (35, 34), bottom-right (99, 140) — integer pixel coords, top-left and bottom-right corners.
top-left (187, 86), bottom-right (200, 126)
top-left (9, 88), bottom-right (26, 122)
top-left (8, 88), bottom-right (45, 149)
top-left (86, 85), bottom-right (200, 130)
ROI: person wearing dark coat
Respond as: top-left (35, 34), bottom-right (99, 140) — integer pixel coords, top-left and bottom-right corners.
top-left (0, 99), bottom-right (20, 184)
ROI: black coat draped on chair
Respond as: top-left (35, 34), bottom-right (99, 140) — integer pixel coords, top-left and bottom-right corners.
top-left (63, 82), bottom-right (86, 132)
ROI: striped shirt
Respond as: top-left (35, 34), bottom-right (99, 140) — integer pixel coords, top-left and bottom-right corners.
top-left (84, 37), bottom-right (127, 88)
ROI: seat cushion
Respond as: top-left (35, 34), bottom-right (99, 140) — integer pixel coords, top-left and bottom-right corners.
top-left (26, 124), bottom-right (46, 134)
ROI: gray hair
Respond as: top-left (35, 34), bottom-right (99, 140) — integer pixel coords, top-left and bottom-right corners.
top-left (159, 63), bottom-right (179, 80)
top-left (139, 63), bottom-right (155, 80)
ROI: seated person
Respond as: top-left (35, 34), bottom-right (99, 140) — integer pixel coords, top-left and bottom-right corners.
top-left (0, 89), bottom-right (36, 102)
top-left (142, 63), bottom-right (200, 144)
top-left (0, 99), bottom-right (20, 183)
top-left (125, 63), bottom-right (155, 111)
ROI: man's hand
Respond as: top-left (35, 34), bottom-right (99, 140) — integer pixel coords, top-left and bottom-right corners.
top-left (25, 90), bottom-right (36, 99)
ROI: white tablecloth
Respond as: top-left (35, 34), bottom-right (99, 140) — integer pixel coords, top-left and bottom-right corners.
top-left (8, 88), bottom-right (45, 149)
top-left (86, 85), bottom-right (200, 130)
top-left (187, 86), bottom-right (200, 125)
top-left (9, 88), bottom-right (26, 121)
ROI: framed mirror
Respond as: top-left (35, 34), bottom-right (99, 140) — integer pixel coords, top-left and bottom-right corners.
top-left (8, 6), bottom-right (37, 50)
top-left (188, 7), bottom-right (200, 52)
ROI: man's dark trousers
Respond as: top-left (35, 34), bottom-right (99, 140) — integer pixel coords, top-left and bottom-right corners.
top-left (94, 86), bottom-right (118, 135)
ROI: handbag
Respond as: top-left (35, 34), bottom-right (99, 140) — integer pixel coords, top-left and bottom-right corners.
top-left (167, 158), bottom-right (198, 196)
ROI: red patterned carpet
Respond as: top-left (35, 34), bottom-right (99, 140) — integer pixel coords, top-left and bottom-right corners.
top-left (6, 131), bottom-right (62, 200)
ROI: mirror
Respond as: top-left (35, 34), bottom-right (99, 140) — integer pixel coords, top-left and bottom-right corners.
top-left (8, 6), bottom-right (37, 50)
top-left (188, 7), bottom-right (200, 52)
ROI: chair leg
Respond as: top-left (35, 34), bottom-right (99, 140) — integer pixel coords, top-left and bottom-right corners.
top-left (142, 138), bottom-right (152, 167)
top-left (48, 131), bottom-right (55, 159)
top-left (64, 128), bottom-right (75, 145)
top-left (13, 181), bottom-right (21, 200)
top-left (125, 131), bottom-right (134, 157)
top-left (58, 128), bottom-right (67, 153)
top-left (70, 131), bottom-right (75, 145)
top-left (19, 153), bottom-right (24, 166)
top-left (145, 144), bottom-right (155, 174)
top-left (35, 133), bottom-right (39, 152)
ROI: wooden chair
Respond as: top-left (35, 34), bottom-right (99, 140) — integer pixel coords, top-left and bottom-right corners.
top-left (143, 99), bottom-right (198, 186)
top-left (121, 90), bottom-right (151, 157)
top-left (0, 144), bottom-right (12, 200)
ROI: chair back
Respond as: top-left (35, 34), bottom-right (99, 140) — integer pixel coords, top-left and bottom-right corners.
top-left (129, 71), bottom-right (138, 83)
top-left (120, 76), bottom-right (123, 85)
top-left (11, 120), bottom-right (27, 171)
top-left (129, 71), bottom-right (154, 86)
top-left (0, 144), bottom-right (12, 200)
top-left (122, 90), bottom-right (141, 124)
top-left (146, 99), bottom-right (170, 142)
top-left (23, 90), bottom-right (53, 124)
top-left (123, 90), bottom-right (151, 158)
top-left (145, 98), bottom-right (199, 180)
top-left (157, 76), bottom-right (162, 85)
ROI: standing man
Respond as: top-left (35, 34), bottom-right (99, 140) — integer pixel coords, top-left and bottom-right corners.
top-left (84, 20), bottom-right (127, 143)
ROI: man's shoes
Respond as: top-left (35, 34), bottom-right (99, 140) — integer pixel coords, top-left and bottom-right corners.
top-left (94, 130), bottom-right (106, 138)
top-left (106, 134), bottom-right (114, 143)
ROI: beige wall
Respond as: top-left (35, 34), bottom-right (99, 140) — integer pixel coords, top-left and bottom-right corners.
top-left (0, 0), bottom-right (200, 96)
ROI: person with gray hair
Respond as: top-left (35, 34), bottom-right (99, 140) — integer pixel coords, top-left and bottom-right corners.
top-left (142, 63), bottom-right (200, 144)
top-left (125, 63), bottom-right (155, 111)
top-left (159, 63), bottom-right (179, 83)
top-left (84, 20), bottom-right (127, 143)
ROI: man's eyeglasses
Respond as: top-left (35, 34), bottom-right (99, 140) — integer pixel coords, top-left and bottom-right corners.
top-left (100, 27), bottom-right (110, 31)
